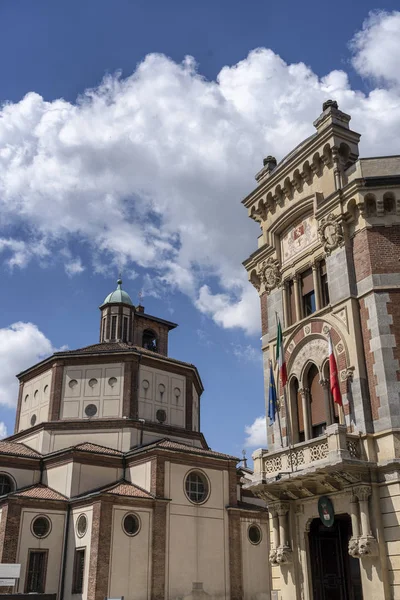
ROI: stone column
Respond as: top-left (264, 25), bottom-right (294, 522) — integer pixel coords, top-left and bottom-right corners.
top-left (268, 505), bottom-right (279, 565)
top-left (299, 388), bottom-right (312, 441)
top-left (320, 378), bottom-right (333, 426)
top-left (293, 274), bottom-right (302, 322)
top-left (283, 281), bottom-right (290, 327)
top-left (276, 502), bottom-right (292, 564)
top-left (353, 485), bottom-right (378, 557)
top-left (356, 486), bottom-right (372, 536)
top-left (312, 262), bottom-right (321, 311)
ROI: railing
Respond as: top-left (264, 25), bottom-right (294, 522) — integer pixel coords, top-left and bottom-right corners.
top-left (254, 424), bottom-right (362, 479)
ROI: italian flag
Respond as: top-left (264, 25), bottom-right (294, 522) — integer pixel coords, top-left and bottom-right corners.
top-left (328, 332), bottom-right (343, 406)
top-left (276, 317), bottom-right (287, 387)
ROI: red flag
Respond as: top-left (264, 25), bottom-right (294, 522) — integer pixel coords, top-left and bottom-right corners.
top-left (328, 332), bottom-right (342, 407)
top-left (276, 317), bottom-right (287, 388)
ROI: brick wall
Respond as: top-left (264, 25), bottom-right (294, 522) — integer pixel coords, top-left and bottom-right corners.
top-left (353, 226), bottom-right (400, 282)
top-left (151, 502), bottom-right (167, 600)
top-left (88, 500), bottom-right (113, 600)
top-left (387, 291), bottom-right (400, 386)
top-left (228, 510), bottom-right (243, 600)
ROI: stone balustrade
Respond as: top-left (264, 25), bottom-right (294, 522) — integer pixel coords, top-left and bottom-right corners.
top-left (253, 423), bottom-right (362, 479)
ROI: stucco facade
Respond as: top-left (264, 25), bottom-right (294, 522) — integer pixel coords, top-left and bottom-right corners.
top-left (0, 282), bottom-right (268, 600)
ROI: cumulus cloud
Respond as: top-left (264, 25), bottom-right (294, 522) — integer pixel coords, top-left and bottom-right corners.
top-left (0, 322), bottom-right (54, 407)
top-left (0, 422), bottom-right (7, 439)
top-left (1, 12), bottom-right (400, 332)
top-left (351, 11), bottom-right (400, 86)
top-left (244, 415), bottom-right (267, 448)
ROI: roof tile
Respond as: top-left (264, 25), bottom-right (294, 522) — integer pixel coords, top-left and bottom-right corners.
top-left (131, 439), bottom-right (238, 461)
top-left (0, 440), bottom-right (40, 458)
top-left (73, 442), bottom-right (122, 456)
top-left (12, 485), bottom-right (67, 501)
top-left (105, 482), bottom-right (153, 498)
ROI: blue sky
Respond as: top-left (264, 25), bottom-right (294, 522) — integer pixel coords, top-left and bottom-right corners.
top-left (0, 1), bottom-right (400, 456)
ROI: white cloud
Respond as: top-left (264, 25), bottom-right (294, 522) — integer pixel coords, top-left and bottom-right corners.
top-left (0, 322), bottom-right (54, 408)
top-left (231, 343), bottom-right (261, 364)
top-left (351, 11), bottom-right (400, 86)
top-left (65, 257), bottom-right (85, 277)
top-left (1, 13), bottom-right (400, 332)
top-left (0, 422), bottom-right (7, 439)
top-left (244, 415), bottom-right (267, 448)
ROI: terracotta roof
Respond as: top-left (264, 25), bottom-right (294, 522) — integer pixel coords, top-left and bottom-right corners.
top-left (104, 481), bottom-right (153, 498)
top-left (130, 438), bottom-right (239, 461)
top-left (0, 440), bottom-right (41, 458)
top-left (11, 484), bottom-right (67, 501)
top-left (73, 442), bottom-right (122, 456)
top-left (54, 342), bottom-right (197, 368)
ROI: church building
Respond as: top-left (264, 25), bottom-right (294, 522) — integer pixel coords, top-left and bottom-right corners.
top-left (0, 280), bottom-right (269, 600)
top-left (243, 100), bottom-right (400, 600)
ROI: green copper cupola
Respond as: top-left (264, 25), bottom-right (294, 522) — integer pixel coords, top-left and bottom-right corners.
top-left (99, 278), bottom-right (135, 343)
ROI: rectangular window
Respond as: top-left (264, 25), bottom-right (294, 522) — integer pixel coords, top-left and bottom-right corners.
top-left (123, 316), bottom-right (128, 342)
top-left (320, 260), bottom-right (329, 307)
top-left (72, 548), bottom-right (85, 594)
top-left (110, 315), bottom-right (117, 340)
top-left (301, 269), bottom-right (316, 317)
top-left (25, 550), bottom-right (48, 593)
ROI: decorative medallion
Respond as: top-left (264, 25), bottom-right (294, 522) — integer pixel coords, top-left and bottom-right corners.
top-left (337, 343), bottom-right (344, 354)
top-left (304, 325), bottom-right (311, 335)
top-left (318, 214), bottom-right (344, 255)
top-left (318, 496), bottom-right (334, 527)
top-left (257, 256), bottom-right (282, 294)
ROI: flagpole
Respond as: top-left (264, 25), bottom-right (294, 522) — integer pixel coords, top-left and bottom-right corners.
top-left (270, 359), bottom-right (283, 447)
top-left (275, 313), bottom-right (294, 469)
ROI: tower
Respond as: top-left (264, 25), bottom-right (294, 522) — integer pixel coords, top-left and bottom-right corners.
top-left (243, 101), bottom-right (400, 599)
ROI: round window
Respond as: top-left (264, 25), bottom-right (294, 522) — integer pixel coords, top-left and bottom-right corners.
top-left (156, 409), bottom-right (167, 423)
top-left (88, 378), bottom-right (98, 388)
top-left (122, 513), bottom-right (140, 536)
top-left (76, 514), bottom-right (88, 537)
top-left (248, 524), bottom-right (262, 545)
top-left (85, 404), bottom-right (98, 417)
top-left (32, 516), bottom-right (51, 538)
top-left (184, 471), bottom-right (209, 504)
top-left (0, 474), bottom-right (13, 495)
top-left (30, 414), bottom-right (37, 426)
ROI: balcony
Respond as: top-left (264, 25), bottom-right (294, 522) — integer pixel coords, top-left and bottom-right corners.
top-left (249, 424), bottom-right (372, 499)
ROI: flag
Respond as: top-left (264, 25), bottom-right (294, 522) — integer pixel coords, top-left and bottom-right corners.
top-left (268, 361), bottom-right (277, 425)
top-left (276, 317), bottom-right (288, 387)
top-left (328, 332), bottom-right (343, 407)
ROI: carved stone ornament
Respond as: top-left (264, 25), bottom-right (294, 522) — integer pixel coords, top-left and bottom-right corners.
top-left (318, 214), bottom-right (344, 255)
top-left (257, 256), bottom-right (282, 294)
top-left (348, 535), bottom-right (378, 558)
top-left (275, 546), bottom-right (293, 564)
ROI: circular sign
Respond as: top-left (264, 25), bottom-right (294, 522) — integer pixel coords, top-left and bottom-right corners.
top-left (318, 496), bottom-right (334, 528)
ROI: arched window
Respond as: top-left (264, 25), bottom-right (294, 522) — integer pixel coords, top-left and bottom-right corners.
top-left (0, 473), bottom-right (14, 495)
top-left (308, 364), bottom-right (326, 438)
top-left (142, 329), bottom-right (158, 352)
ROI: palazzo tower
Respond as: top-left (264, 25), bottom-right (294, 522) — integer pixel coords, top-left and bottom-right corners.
top-left (243, 101), bottom-right (400, 600)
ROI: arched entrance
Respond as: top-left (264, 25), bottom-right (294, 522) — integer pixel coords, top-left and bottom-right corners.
top-left (309, 515), bottom-right (363, 600)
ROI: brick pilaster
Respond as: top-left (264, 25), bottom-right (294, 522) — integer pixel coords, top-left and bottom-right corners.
top-left (0, 501), bottom-right (22, 563)
top-left (87, 500), bottom-right (113, 600)
top-left (151, 502), bottom-right (167, 600)
top-left (48, 362), bottom-right (64, 421)
top-left (185, 374), bottom-right (193, 431)
top-left (228, 510), bottom-right (243, 600)
top-left (122, 357), bottom-right (139, 419)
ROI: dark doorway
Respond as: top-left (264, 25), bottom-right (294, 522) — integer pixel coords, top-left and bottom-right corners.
top-left (309, 515), bottom-right (363, 600)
